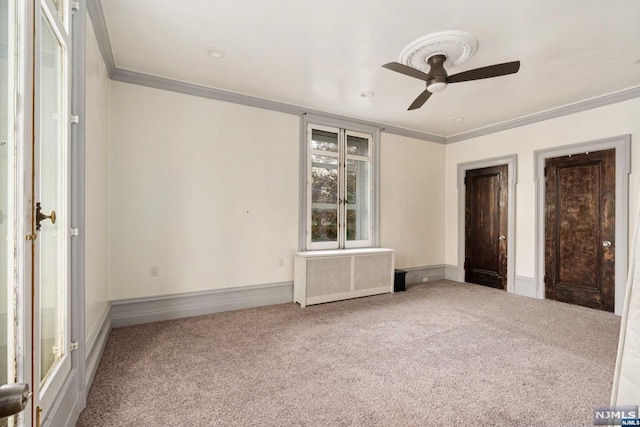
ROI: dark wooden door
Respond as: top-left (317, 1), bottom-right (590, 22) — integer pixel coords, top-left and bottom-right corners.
top-left (544, 149), bottom-right (615, 312)
top-left (465, 165), bottom-right (508, 290)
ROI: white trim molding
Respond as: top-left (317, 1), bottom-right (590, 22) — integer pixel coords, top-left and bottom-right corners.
top-left (514, 276), bottom-right (537, 299)
top-left (457, 155), bottom-right (517, 293)
top-left (48, 368), bottom-right (81, 427)
top-left (402, 265), bottom-right (446, 284)
top-left (111, 282), bottom-right (294, 328)
top-left (533, 135), bottom-right (631, 315)
top-left (70, 0), bottom-right (88, 413)
top-left (445, 264), bottom-right (459, 281)
top-left (110, 69), bottom-right (445, 143)
top-left (447, 86), bottom-right (640, 143)
top-left (84, 303), bottom-right (111, 396)
top-left (86, 0), bottom-right (115, 75)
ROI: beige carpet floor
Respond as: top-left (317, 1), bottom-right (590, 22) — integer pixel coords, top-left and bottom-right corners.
top-left (77, 280), bottom-right (620, 426)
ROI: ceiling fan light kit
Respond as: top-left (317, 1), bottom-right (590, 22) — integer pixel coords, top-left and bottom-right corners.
top-left (384, 30), bottom-right (521, 110)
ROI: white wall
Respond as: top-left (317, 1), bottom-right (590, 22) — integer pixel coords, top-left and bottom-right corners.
top-left (108, 82), bottom-right (300, 300)
top-left (84, 16), bottom-right (110, 337)
top-left (108, 82), bottom-right (448, 300)
top-left (380, 134), bottom-right (445, 269)
top-left (444, 97), bottom-right (640, 280)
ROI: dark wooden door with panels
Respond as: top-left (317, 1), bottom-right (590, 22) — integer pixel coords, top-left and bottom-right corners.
top-left (544, 149), bottom-right (615, 312)
top-left (464, 165), bottom-right (508, 290)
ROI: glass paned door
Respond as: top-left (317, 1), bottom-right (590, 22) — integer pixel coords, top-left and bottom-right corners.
top-left (33, 1), bottom-right (70, 418)
top-left (38, 11), bottom-right (64, 384)
top-left (0, 0), bottom-right (18, 424)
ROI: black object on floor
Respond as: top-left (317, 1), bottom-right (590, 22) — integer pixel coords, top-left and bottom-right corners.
top-left (394, 270), bottom-right (407, 292)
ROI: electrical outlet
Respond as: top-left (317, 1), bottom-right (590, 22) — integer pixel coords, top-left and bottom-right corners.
top-left (278, 257), bottom-right (285, 267)
top-left (150, 266), bottom-right (159, 277)
top-left (422, 277), bottom-right (429, 283)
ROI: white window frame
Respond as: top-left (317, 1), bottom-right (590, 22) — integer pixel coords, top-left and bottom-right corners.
top-left (343, 129), bottom-right (372, 249)
top-left (300, 114), bottom-right (379, 251)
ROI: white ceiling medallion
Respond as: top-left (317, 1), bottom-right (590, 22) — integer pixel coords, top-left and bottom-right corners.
top-left (399, 31), bottom-right (478, 72)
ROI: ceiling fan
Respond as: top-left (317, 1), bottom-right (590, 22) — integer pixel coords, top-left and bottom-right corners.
top-left (382, 54), bottom-right (521, 110)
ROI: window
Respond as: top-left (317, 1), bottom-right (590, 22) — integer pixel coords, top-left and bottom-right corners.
top-left (304, 119), bottom-right (378, 250)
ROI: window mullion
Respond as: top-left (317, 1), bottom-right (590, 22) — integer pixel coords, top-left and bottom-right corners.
top-left (339, 129), bottom-right (346, 249)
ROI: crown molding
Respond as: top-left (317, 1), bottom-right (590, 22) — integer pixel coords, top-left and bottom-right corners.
top-left (447, 86), bottom-right (640, 143)
top-left (83, 0), bottom-right (445, 143)
top-left (86, 0), bottom-right (640, 145)
top-left (86, 0), bottom-right (115, 75)
top-left (110, 68), bottom-right (447, 143)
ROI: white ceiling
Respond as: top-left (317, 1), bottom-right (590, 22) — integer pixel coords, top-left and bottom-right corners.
top-left (101, 0), bottom-right (640, 138)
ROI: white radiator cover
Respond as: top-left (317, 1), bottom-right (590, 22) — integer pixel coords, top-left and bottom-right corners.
top-left (294, 248), bottom-right (395, 307)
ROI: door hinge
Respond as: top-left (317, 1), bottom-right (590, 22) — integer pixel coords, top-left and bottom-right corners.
top-left (464, 176), bottom-right (467, 185)
top-left (70, 114), bottom-right (80, 124)
top-left (70, 228), bottom-right (79, 236)
top-left (71, 1), bottom-right (80, 12)
top-left (70, 342), bottom-right (78, 351)
top-left (544, 166), bottom-right (547, 177)
top-left (25, 233), bottom-right (37, 241)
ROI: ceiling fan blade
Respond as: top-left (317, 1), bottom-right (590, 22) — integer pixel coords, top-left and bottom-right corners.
top-left (408, 88), bottom-right (432, 110)
top-left (382, 62), bottom-right (431, 82)
top-left (447, 61), bottom-right (520, 84)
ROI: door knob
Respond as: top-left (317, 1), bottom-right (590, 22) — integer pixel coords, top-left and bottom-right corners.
top-left (499, 235), bottom-right (506, 241)
top-left (602, 240), bottom-right (612, 247)
top-left (0, 383), bottom-right (31, 418)
top-left (35, 202), bottom-right (56, 231)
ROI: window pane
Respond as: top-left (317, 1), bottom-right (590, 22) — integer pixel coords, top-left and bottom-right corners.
top-left (346, 159), bottom-right (369, 241)
top-left (311, 153), bottom-right (338, 166)
top-left (347, 134), bottom-right (369, 157)
top-left (39, 14), bottom-right (64, 384)
top-left (311, 129), bottom-right (338, 153)
top-left (311, 209), bottom-right (337, 242)
top-left (311, 155), bottom-right (338, 204)
top-left (311, 153), bottom-right (338, 242)
top-left (51, 0), bottom-right (64, 16)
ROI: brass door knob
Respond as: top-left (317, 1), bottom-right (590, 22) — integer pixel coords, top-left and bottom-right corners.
top-left (35, 202), bottom-right (56, 231)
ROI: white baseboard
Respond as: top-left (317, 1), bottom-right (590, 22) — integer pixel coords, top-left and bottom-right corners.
top-left (401, 265), bottom-right (446, 284)
top-left (515, 276), bottom-right (539, 298)
top-left (46, 368), bottom-right (81, 427)
top-left (111, 281), bottom-right (294, 328)
top-left (85, 303), bottom-right (112, 395)
top-left (445, 264), bottom-right (460, 281)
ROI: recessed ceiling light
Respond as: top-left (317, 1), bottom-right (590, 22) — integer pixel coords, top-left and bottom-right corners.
top-left (360, 90), bottom-right (375, 98)
top-left (205, 47), bottom-right (225, 59)
top-left (452, 117), bottom-right (464, 122)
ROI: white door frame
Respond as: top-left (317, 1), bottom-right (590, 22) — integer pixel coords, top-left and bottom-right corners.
top-left (533, 135), bottom-right (631, 315)
top-left (456, 154), bottom-right (517, 293)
